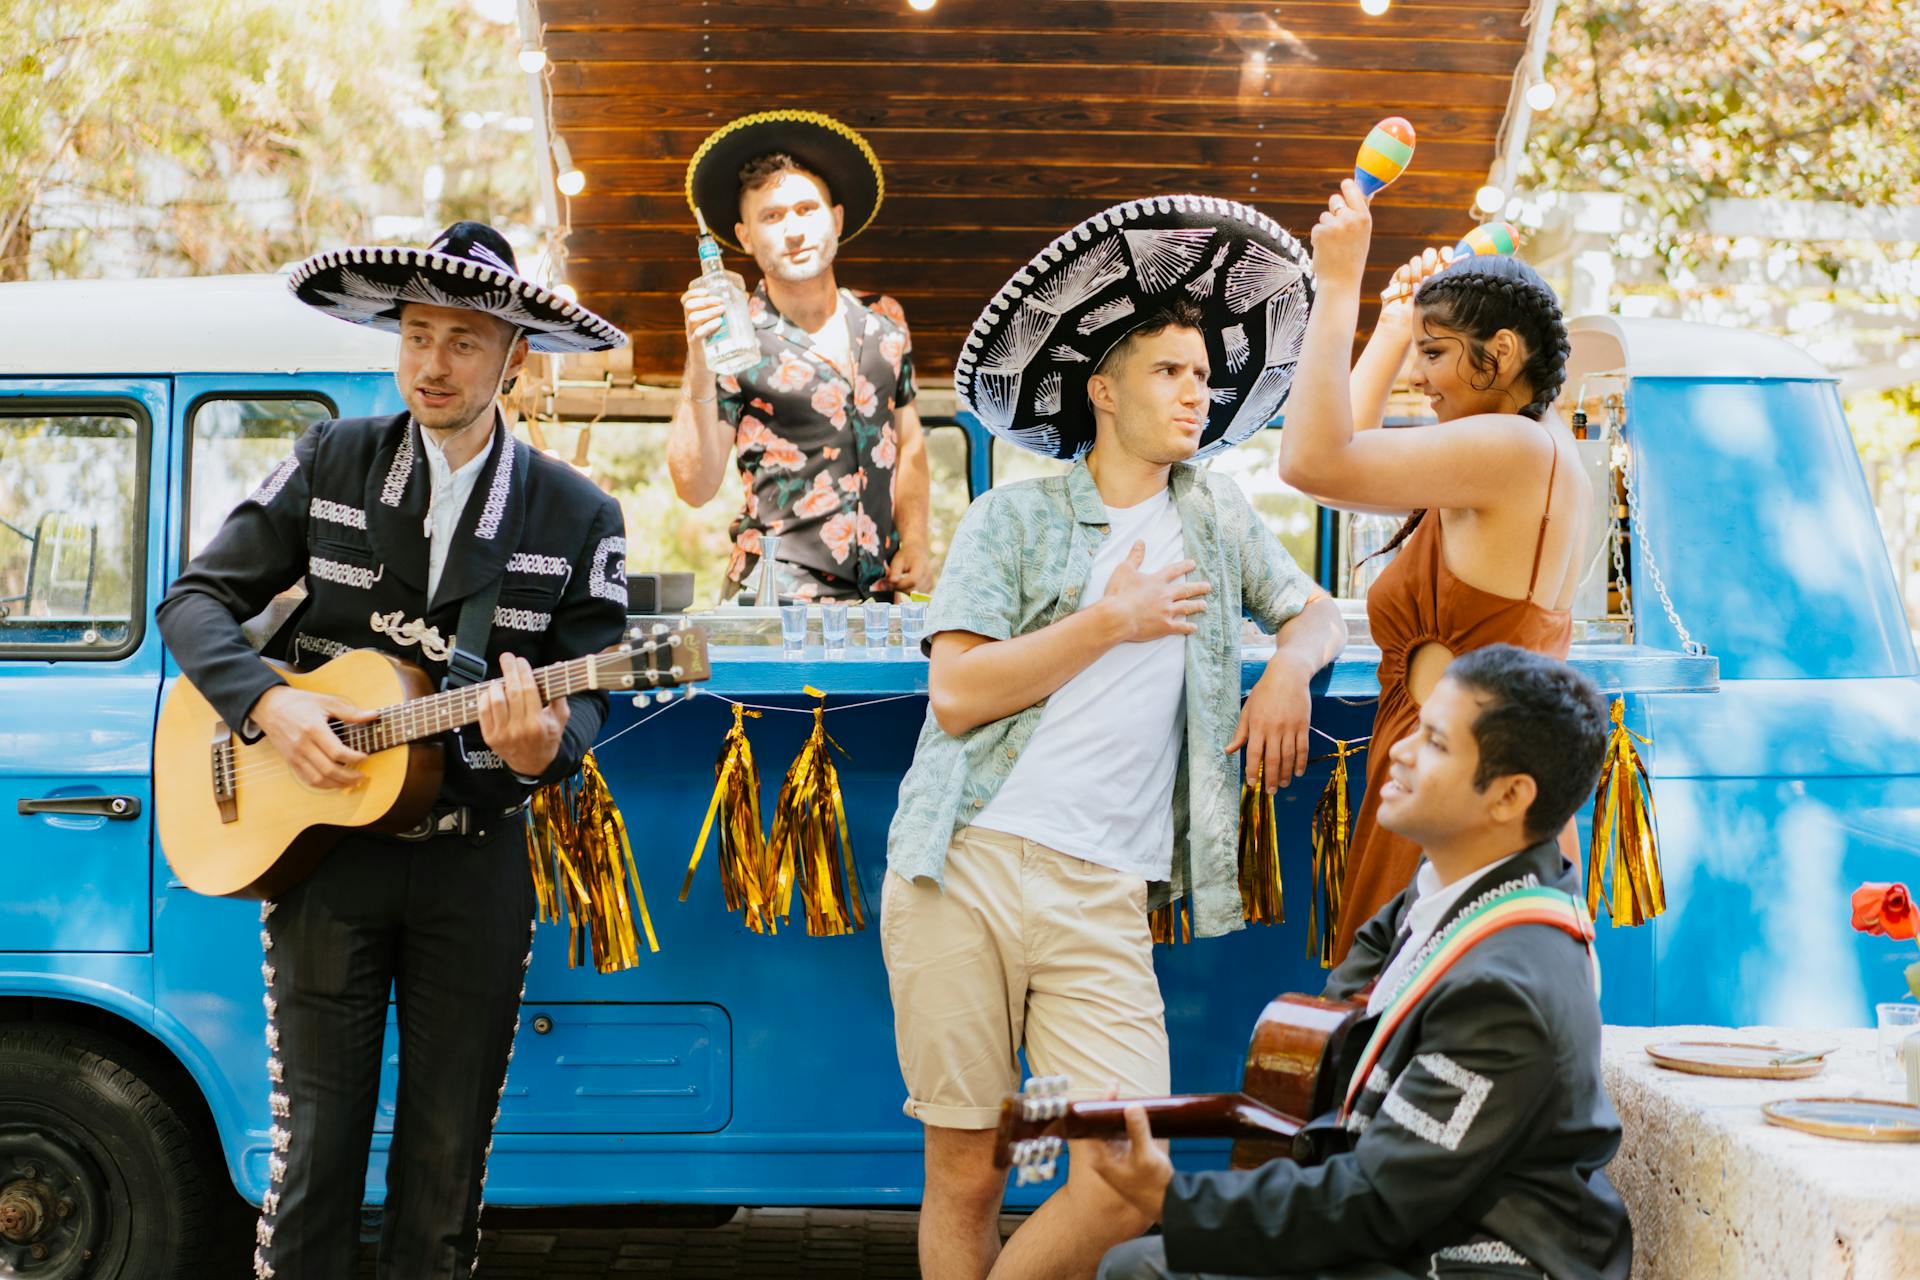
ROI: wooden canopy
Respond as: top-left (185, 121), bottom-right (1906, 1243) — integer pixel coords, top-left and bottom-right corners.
top-left (536, 0), bottom-right (1534, 383)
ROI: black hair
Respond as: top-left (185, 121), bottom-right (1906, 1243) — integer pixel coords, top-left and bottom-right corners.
top-left (1093, 296), bottom-right (1208, 377)
top-left (1444, 643), bottom-right (1608, 842)
top-left (1364, 256), bottom-right (1573, 568)
top-left (738, 152), bottom-right (833, 210)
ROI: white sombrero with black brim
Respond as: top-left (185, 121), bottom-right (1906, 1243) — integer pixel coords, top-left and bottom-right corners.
top-left (955, 194), bottom-right (1313, 461)
top-left (287, 220), bottom-right (626, 354)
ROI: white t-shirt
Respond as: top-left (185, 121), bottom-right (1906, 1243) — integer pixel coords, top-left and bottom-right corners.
top-left (974, 487), bottom-right (1188, 879)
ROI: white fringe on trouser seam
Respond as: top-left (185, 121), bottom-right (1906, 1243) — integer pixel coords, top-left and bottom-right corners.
top-left (468, 917), bottom-right (536, 1278)
top-left (254, 901), bottom-right (288, 1279)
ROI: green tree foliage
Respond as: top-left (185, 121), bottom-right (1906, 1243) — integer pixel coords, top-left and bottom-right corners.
top-left (1527, 0), bottom-right (1920, 237)
top-left (0, 0), bottom-right (530, 280)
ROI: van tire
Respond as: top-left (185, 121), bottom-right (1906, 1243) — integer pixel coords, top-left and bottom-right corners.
top-left (0, 1023), bottom-right (221, 1279)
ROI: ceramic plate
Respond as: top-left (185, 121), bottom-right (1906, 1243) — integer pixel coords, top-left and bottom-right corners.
top-left (1644, 1041), bottom-right (1827, 1080)
top-left (1762, 1098), bottom-right (1920, 1142)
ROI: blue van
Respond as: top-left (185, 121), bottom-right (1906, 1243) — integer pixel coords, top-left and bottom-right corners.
top-left (2, 274), bottom-right (1908, 1273)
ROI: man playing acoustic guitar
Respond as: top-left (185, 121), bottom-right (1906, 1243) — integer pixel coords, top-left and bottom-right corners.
top-left (156, 222), bottom-right (630, 1279)
top-left (1089, 646), bottom-right (1633, 1279)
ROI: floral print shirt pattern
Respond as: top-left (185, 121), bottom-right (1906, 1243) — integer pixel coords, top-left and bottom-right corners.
top-left (717, 285), bottom-right (916, 597)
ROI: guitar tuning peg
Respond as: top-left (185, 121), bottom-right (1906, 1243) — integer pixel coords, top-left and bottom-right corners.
top-left (654, 689), bottom-right (675, 704)
top-left (668, 633), bottom-right (682, 647)
top-left (669, 665), bottom-right (684, 680)
top-left (650, 622), bottom-right (669, 637)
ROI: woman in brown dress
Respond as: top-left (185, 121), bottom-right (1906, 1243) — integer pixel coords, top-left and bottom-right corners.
top-left (1282, 180), bottom-right (1592, 963)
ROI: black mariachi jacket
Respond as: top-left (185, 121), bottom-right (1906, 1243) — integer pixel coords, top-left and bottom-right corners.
top-left (1160, 840), bottom-right (1633, 1280)
top-left (157, 412), bottom-right (629, 813)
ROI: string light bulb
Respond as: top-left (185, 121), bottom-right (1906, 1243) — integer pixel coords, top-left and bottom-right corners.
top-left (518, 43), bottom-right (547, 73)
top-left (554, 283), bottom-right (579, 303)
top-left (1525, 80), bottom-right (1557, 111)
top-left (907, 0), bottom-right (937, 9)
top-left (1475, 184), bottom-right (1507, 212)
top-left (553, 136), bottom-right (585, 197)
top-left (1359, 0), bottom-right (1390, 14)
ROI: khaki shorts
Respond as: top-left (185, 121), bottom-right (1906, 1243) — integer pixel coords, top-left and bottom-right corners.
top-left (880, 824), bottom-right (1171, 1130)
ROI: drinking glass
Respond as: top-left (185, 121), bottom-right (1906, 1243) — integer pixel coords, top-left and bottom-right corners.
top-left (820, 602), bottom-right (849, 653)
top-left (1877, 1002), bottom-right (1920, 1082)
top-left (779, 602), bottom-right (808, 654)
top-left (862, 601), bottom-right (892, 650)
top-left (900, 600), bottom-right (928, 650)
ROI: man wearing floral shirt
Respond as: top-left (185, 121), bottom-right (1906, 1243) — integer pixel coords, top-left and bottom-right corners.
top-left (671, 112), bottom-right (930, 601)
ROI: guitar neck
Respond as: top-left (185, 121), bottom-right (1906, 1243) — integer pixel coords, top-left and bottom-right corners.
top-left (1049, 1093), bottom-right (1302, 1143)
top-left (338, 655), bottom-right (598, 754)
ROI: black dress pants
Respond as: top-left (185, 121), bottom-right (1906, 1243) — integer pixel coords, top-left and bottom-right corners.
top-left (252, 820), bottom-right (536, 1280)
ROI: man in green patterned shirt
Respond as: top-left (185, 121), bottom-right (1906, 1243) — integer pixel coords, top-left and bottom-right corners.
top-left (882, 196), bottom-right (1347, 1280)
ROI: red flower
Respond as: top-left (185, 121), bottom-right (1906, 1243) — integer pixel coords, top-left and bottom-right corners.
top-left (1852, 882), bottom-right (1916, 940)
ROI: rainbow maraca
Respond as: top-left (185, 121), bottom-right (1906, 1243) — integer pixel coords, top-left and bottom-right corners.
top-left (1354, 117), bottom-right (1416, 199)
top-left (1454, 221), bottom-right (1520, 258)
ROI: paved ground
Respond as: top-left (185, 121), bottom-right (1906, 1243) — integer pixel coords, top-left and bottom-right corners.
top-left (340, 1207), bottom-right (1028, 1278)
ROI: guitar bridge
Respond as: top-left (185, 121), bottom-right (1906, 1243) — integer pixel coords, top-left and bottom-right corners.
top-left (211, 725), bottom-right (238, 825)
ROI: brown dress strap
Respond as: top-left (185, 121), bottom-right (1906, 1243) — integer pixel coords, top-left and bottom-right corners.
top-left (1526, 420), bottom-right (1560, 598)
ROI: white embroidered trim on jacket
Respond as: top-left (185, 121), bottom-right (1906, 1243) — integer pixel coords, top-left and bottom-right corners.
top-left (308, 498), bottom-right (367, 529)
top-left (1429, 1240), bottom-right (1533, 1276)
top-left (493, 606), bottom-right (550, 632)
top-left (381, 425), bottom-right (417, 507)
top-left (505, 552), bottom-right (570, 578)
top-left (588, 535), bottom-right (627, 605)
top-left (475, 430), bottom-right (515, 540)
top-left (294, 634), bottom-right (350, 662)
top-left (1381, 1052), bottom-right (1492, 1152)
top-left (308, 556), bottom-right (382, 590)
top-left (252, 454), bottom-right (300, 507)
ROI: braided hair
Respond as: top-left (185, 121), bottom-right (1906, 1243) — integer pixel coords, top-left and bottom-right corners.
top-left (1360, 255), bottom-right (1571, 572)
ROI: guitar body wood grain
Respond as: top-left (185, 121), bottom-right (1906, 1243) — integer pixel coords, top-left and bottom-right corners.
top-left (155, 650), bottom-right (442, 899)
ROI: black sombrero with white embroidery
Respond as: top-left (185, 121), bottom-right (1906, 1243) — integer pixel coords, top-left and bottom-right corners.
top-left (955, 194), bottom-right (1313, 461)
top-left (287, 220), bottom-right (626, 354)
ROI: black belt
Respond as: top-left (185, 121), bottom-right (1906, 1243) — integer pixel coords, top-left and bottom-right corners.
top-left (393, 801), bottom-right (528, 842)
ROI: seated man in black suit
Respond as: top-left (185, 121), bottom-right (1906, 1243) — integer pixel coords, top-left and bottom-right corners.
top-left (1088, 645), bottom-right (1632, 1280)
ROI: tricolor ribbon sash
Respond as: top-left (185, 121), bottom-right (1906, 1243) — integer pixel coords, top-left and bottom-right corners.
top-left (1339, 883), bottom-right (1594, 1120)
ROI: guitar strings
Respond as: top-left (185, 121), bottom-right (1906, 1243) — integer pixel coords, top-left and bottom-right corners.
top-left (215, 637), bottom-right (680, 786)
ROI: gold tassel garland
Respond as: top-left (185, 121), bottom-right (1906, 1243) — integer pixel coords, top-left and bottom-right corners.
top-left (1587, 697), bottom-right (1668, 927)
top-left (1307, 740), bottom-right (1358, 969)
top-left (525, 751), bottom-right (660, 973)
top-left (682, 701), bottom-right (789, 934)
top-left (768, 688), bottom-right (867, 937)
top-left (1238, 767), bottom-right (1284, 926)
top-left (1149, 899), bottom-right (1192, 945)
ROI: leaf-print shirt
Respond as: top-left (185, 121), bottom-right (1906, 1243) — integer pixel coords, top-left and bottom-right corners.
top-left (716, 285), bottom-right (917, 597)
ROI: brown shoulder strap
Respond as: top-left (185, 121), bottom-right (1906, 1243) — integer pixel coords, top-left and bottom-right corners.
top-left (1527, 421), bottom-right (1560, 598)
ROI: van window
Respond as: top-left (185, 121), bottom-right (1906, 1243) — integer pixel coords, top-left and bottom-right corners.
top-left (0, 412), bottom-right (142, 653)
top-left (187, 397), bottom-right (334, 560)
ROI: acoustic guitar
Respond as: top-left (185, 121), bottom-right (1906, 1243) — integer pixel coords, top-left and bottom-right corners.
top-left (995, 992), bottom-right (1367, 1184)
top-left (156, 619), bottom-right (709, 900)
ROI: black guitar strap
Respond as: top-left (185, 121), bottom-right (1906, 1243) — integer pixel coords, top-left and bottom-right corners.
top-left (443, 572), bottom-right (505, 690)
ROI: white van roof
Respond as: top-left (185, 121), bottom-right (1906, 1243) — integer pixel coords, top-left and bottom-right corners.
top-left (1568, 315), bottom-right (1835, 382)
top-left (0, 273), bottom-right (398, 376)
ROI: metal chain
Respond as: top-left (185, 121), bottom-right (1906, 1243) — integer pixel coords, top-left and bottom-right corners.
top-left (1611, 398), bottom-right (1707, 657)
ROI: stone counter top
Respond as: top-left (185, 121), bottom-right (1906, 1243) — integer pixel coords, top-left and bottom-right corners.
top-left (1602, 1025), bottom-right (1920, 1279)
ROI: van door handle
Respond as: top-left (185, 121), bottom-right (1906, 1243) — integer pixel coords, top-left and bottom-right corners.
top-left (18, 795), bottom-right (142, 819)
